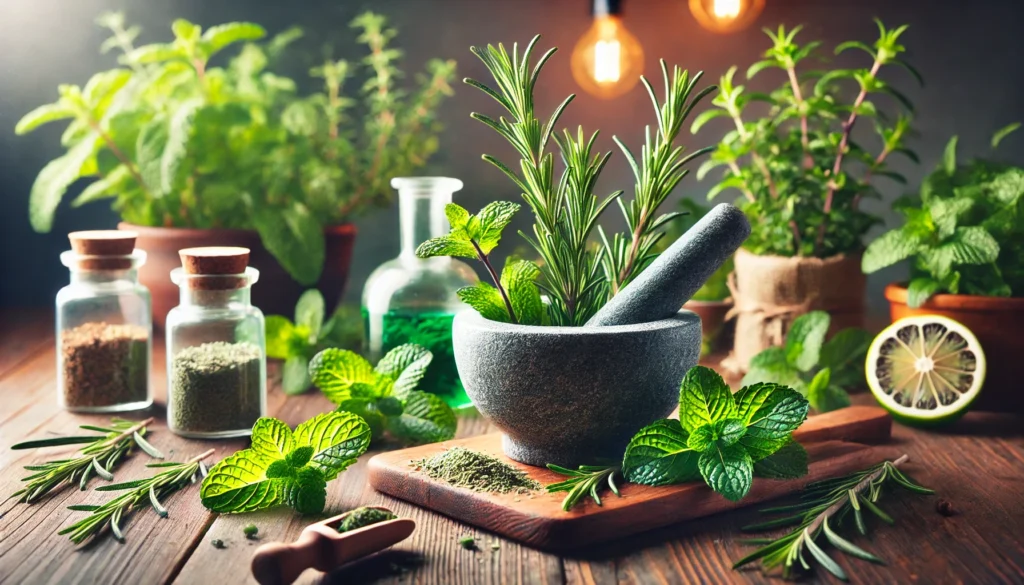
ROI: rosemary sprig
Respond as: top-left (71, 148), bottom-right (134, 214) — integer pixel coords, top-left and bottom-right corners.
top-left (7, 417), bottom-right (160, 505)
top-left (60, 448), bottom-right (214, 544)
top-left (734, 454), bottom-right (934, 581)
top-left (545, 464), bottom-right (620, 512)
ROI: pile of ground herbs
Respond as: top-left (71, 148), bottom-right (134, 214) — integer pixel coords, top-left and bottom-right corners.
top-left (411, 448), bottom-right (541, 494)
top-left (61, 322), bottom-right (148, 409)
top-left (170, 341), bottom-right (262, 433)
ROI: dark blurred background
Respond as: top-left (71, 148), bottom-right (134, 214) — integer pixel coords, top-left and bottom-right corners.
top-left (2, 0), bottom-right (1022, 313)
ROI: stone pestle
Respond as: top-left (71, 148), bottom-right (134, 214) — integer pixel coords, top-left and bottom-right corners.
top-left (586, 203), bottom-right (751, 327)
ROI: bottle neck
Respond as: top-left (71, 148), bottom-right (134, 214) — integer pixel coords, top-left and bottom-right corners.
top-left (178, 286), bottom-right (251, 309)
top-left (399, 190), bottom-right (452, 259)
top-left (70, 268), bottom-right (139, 286)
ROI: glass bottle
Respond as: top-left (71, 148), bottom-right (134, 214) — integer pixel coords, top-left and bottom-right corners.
top-left (166, 247), bottom-right (266, 438)
top-left (362, 177), bottom-right (478, 408)
top-left (56, 230), bottom-right (152, 412)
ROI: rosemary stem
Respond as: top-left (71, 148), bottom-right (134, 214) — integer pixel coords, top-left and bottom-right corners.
top-left (188, 449), bottom-right (216, 464)
top-left (805, 454), bottom-right (909, 536)
top-left (97, 417), bottom-right (154, 450)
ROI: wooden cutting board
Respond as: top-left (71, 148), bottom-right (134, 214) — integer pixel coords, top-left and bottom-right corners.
top-left (367, 406), bottom-right (895, 551)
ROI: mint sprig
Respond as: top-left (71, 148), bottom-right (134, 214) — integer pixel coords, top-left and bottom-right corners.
top-left (308, 344), bottom-right (457, 445)
top-left (623, 366), bottom-right (809, 502)
top-left (199, 412), bottom-right (370, 514)
top-left (742, 311), bottom-right (871, 413)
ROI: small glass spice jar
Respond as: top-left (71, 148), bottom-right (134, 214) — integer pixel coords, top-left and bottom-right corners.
top-left (166, 247), bottom-right (266, 438)
top-left (56, 230), bottom-right (152, 412)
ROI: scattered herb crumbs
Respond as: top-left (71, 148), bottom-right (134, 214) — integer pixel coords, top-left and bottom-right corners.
top-left (412, 448), bottom-right (540, 494)
top-left (243, 524), bottom-right (258, 539)
top-left (211, 538), bottom-right (225, 549)
top-left (458, 535), bottom-right (476, 549)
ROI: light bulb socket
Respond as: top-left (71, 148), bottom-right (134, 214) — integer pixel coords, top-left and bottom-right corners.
top-left (592, 0), bottom-right (623, 17)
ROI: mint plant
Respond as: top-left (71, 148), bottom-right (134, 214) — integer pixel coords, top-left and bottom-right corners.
top-left (15, 11), bottom-right (454, 286)
top-left (742, 311), bottom-right (870, 413)
top-left (693, 21), bottom-right (920, 258)
top-left (416, 202), bottom-right (544, 325)
top-left (200, 412), bottom-right (370, 514)
top-left (308, 345), bottom-right (457, 445)
top-left (862, 125), bottom-right (1024, 307)
top-left (265, 290), bottom-right (362, 395)
top-left (622, 366), bottom-right (809, 501)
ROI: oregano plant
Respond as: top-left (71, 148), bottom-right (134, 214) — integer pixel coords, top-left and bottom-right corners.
top-left (308, 344), bottom-right (457, 445)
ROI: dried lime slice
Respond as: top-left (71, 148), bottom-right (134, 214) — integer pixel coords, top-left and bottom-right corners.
top-left (866, 315), bottom-right (985, 427)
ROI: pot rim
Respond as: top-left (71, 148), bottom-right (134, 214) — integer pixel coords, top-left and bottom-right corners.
top-left (118, 222), bottom-right (357, 237)
top-left (683, 298), bottom-right (733, 307)
top-left (454, 308), bottom-right (700, 336)
top-left (885, 282), bottom-right (1024, 311)
top-left (734, 247), bottom-right (863, 263)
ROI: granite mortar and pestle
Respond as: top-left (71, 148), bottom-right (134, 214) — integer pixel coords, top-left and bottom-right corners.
top-left (452, 203), bottom-right (751, 467)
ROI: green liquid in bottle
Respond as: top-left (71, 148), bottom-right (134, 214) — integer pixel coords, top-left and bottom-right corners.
top-left (363, 309), bottom-right (469, 408)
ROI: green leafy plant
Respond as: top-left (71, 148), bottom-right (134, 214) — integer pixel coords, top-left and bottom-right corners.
top-left (200, 412), bottom-right (370, 515)
top-left (862, 125), bottom-right (1024, 307)
top-left (693, 21), bottom-right (920, 258)
top-left (308, 344), bottom-right (457, 445)
top-left (6, 418), bottom-right (160, 505)
top-left (421, 36), bottom-right (713, 326)
top-left (416, 202), bottom-right (545, 325)
top-left (265, 290), bottom-right (362, 395)
top-left (16, 11), bottom-right (454, 285)
top-left (742, 311), bottom-right (871, 412)
top-left (61, 449), bottom-right (212, 543)
top-left (622, 367), bottom-right (809, 502)
top-left (734, 454), bottom-right (933, 580)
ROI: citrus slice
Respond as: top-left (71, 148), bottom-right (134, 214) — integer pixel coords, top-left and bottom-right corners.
top-left (866, 315), bottom-right (985, 427)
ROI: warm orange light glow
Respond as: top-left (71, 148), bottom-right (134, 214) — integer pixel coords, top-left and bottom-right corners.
top-left (689, 0), bottom-right (765, 33)
top-left (570, 15), bottom-right (644, 99)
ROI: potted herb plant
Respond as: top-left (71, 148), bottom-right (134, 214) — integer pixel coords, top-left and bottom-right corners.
top-left (16, 12), bottom-right (454, 324)
top-left (691, 21), bottom-right (919, 370)
top-left (414, 37), bottom-right (750, 466)
top-left (862, 126), bottom-right (1024, 412)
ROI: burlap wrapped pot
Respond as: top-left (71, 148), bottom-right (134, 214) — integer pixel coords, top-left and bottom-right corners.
top-left (726, 248), bottom-right (865, 372)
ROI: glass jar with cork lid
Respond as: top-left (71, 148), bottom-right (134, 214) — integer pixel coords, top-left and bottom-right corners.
top-left (166, 247), bottom-right (266, 438)
top-left (56, 230), bottom-right (152, 412)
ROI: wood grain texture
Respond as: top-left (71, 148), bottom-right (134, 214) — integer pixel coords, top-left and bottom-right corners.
top-left (0, 316), bottom-right (1022, 585)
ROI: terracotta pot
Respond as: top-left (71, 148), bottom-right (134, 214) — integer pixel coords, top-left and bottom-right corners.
top-left (120, 223), bottom-right (357, 327)
top-left (729, 249), bottom-right (865, 370)
top-left (683, 299), bottom-right (734, 354)
top-left (885, 283), bottom-right (1024, 413)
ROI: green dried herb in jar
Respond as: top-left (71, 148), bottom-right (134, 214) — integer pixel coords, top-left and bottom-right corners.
top-left (170, 341), bottom-right (262, 434)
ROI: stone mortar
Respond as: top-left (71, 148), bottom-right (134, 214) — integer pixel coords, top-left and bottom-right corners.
top-left (452, 310), bottom-right (701, 467)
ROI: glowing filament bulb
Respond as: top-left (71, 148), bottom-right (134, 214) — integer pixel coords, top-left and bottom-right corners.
top-left (570, 12), bottom-right (644, 99)
top-left (593, 40), bottom-right (622, 82)
top-left (712, 0), bottom-right (741, 19)
top-left (690, 0), bottom-right (765, 33)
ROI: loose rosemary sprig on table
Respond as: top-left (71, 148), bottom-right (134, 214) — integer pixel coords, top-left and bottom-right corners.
top-left (734, 454), bottom-right (934, 581)
top-left (60, 448), bottom-right (214, 544)
top-left (545, 464), bottom-right (621, 512)
top-left (7, 417), bottom-right (161, 504)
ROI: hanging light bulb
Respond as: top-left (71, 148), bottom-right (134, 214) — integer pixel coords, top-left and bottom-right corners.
top-left (570, 0), bottom-right (644, 100)
top-left (689, 0), bottom-right (765, 34)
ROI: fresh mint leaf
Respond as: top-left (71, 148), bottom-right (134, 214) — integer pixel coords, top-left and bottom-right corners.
top-left (249, 417), bottom-right (295, 462)
top-left (906, 277), bottom-right (942, 309)
top-left (862, 227), bottom-right (924, 273)
top-left (805, 368), bottom-right (850, 413)
top-left (928, 197), bottom-right (973, 239)
top-left (374, 344), bottom-right (433, 398)
top-left (201, 453), bottom-right (293, 513)
top-left (336, 399), bottom-right (385, 440)
top-left (265, 459), bottom-right (296, 478)
top-left (476, 201), bottom-right (520, 253)
top-left (265, 316), bottom-right (295, 360)
top-left (292, 411), bottom-right (371, 479)
top-left (947, 226), bottom-right (1000, 265)
top-left (687, 424), bottom-right (716, 452)
top-left (285, 446), bottom-right (314, 467)
top-left (742, 347), bottom-right (806, 393)
top-left (737, 384), bottom-right (809, 461)
top-left (286, 466), bottom-right (327, 514)
top-left (457, 283), bottom-right (511, 322)
top-left (753, 439), bottom-right (808, 479)
top-left (784, 311), bottom-right (830, 372)
top-left (680, 366), bottom-right (737, 433)
top-left (283, 355), bottom-right (311, 395)
top-left (688, 419), bottom-right (746, 452)
top-left (501, 259), bottom-right (544, 325)
top-left (308, 349), bottom-right (377, 403)
top-left (416, 236), bottom-right (476, 259)
top-left (254, 203), bottom-right (325, 286)
top-left (294, 289), bottom-right (325, 338)
top-left (444, 203), bottom-right (471, 229)
top-left (386, 391), bottom-right (457, 445)
top-left (622, 419), bottom-right (700, 486)
top-left (698, 445), bottom-right (753, 502)
top-left (819, 328), bottom-right (872, 388)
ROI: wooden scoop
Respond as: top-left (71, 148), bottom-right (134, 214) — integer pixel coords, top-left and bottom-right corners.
top-left (250, 507), bottom-right (415, 585)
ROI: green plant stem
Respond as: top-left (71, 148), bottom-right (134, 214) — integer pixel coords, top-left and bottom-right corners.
top-left (816, 57), bottom-right (883, 253)
top-left (470, 239), bottom-right (517, 324)
top-left (806, 453), bottom-right (907, 536)
top-left (785, 65), bottom-right (812, 168)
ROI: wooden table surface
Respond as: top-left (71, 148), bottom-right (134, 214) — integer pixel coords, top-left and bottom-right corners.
top-left (1, 309), bottom-right (1022, 585)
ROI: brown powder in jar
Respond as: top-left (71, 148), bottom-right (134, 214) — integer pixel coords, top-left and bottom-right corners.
top-left (61, 322), bottom-right (149, 409)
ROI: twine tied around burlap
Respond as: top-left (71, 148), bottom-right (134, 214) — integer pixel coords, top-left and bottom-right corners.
top-left (722, 249), bottom-right (866, 374)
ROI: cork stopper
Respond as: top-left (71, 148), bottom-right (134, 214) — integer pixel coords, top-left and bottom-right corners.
top-left (67, 230), bottom-right (138, 270)
top-left (178, 247), bottom-right (250, 290)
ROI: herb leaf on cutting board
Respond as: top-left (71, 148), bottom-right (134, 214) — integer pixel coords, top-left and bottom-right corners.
top-left (308, 344), bottom-right (457, 445)
top-left (200, 412), bottom-right (370, 514)
top-left (623, 366), bottom-right (809, 502)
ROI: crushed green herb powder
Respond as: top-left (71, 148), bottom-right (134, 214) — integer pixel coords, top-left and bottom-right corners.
top-left (411, 448), bottom-right (541, 494)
